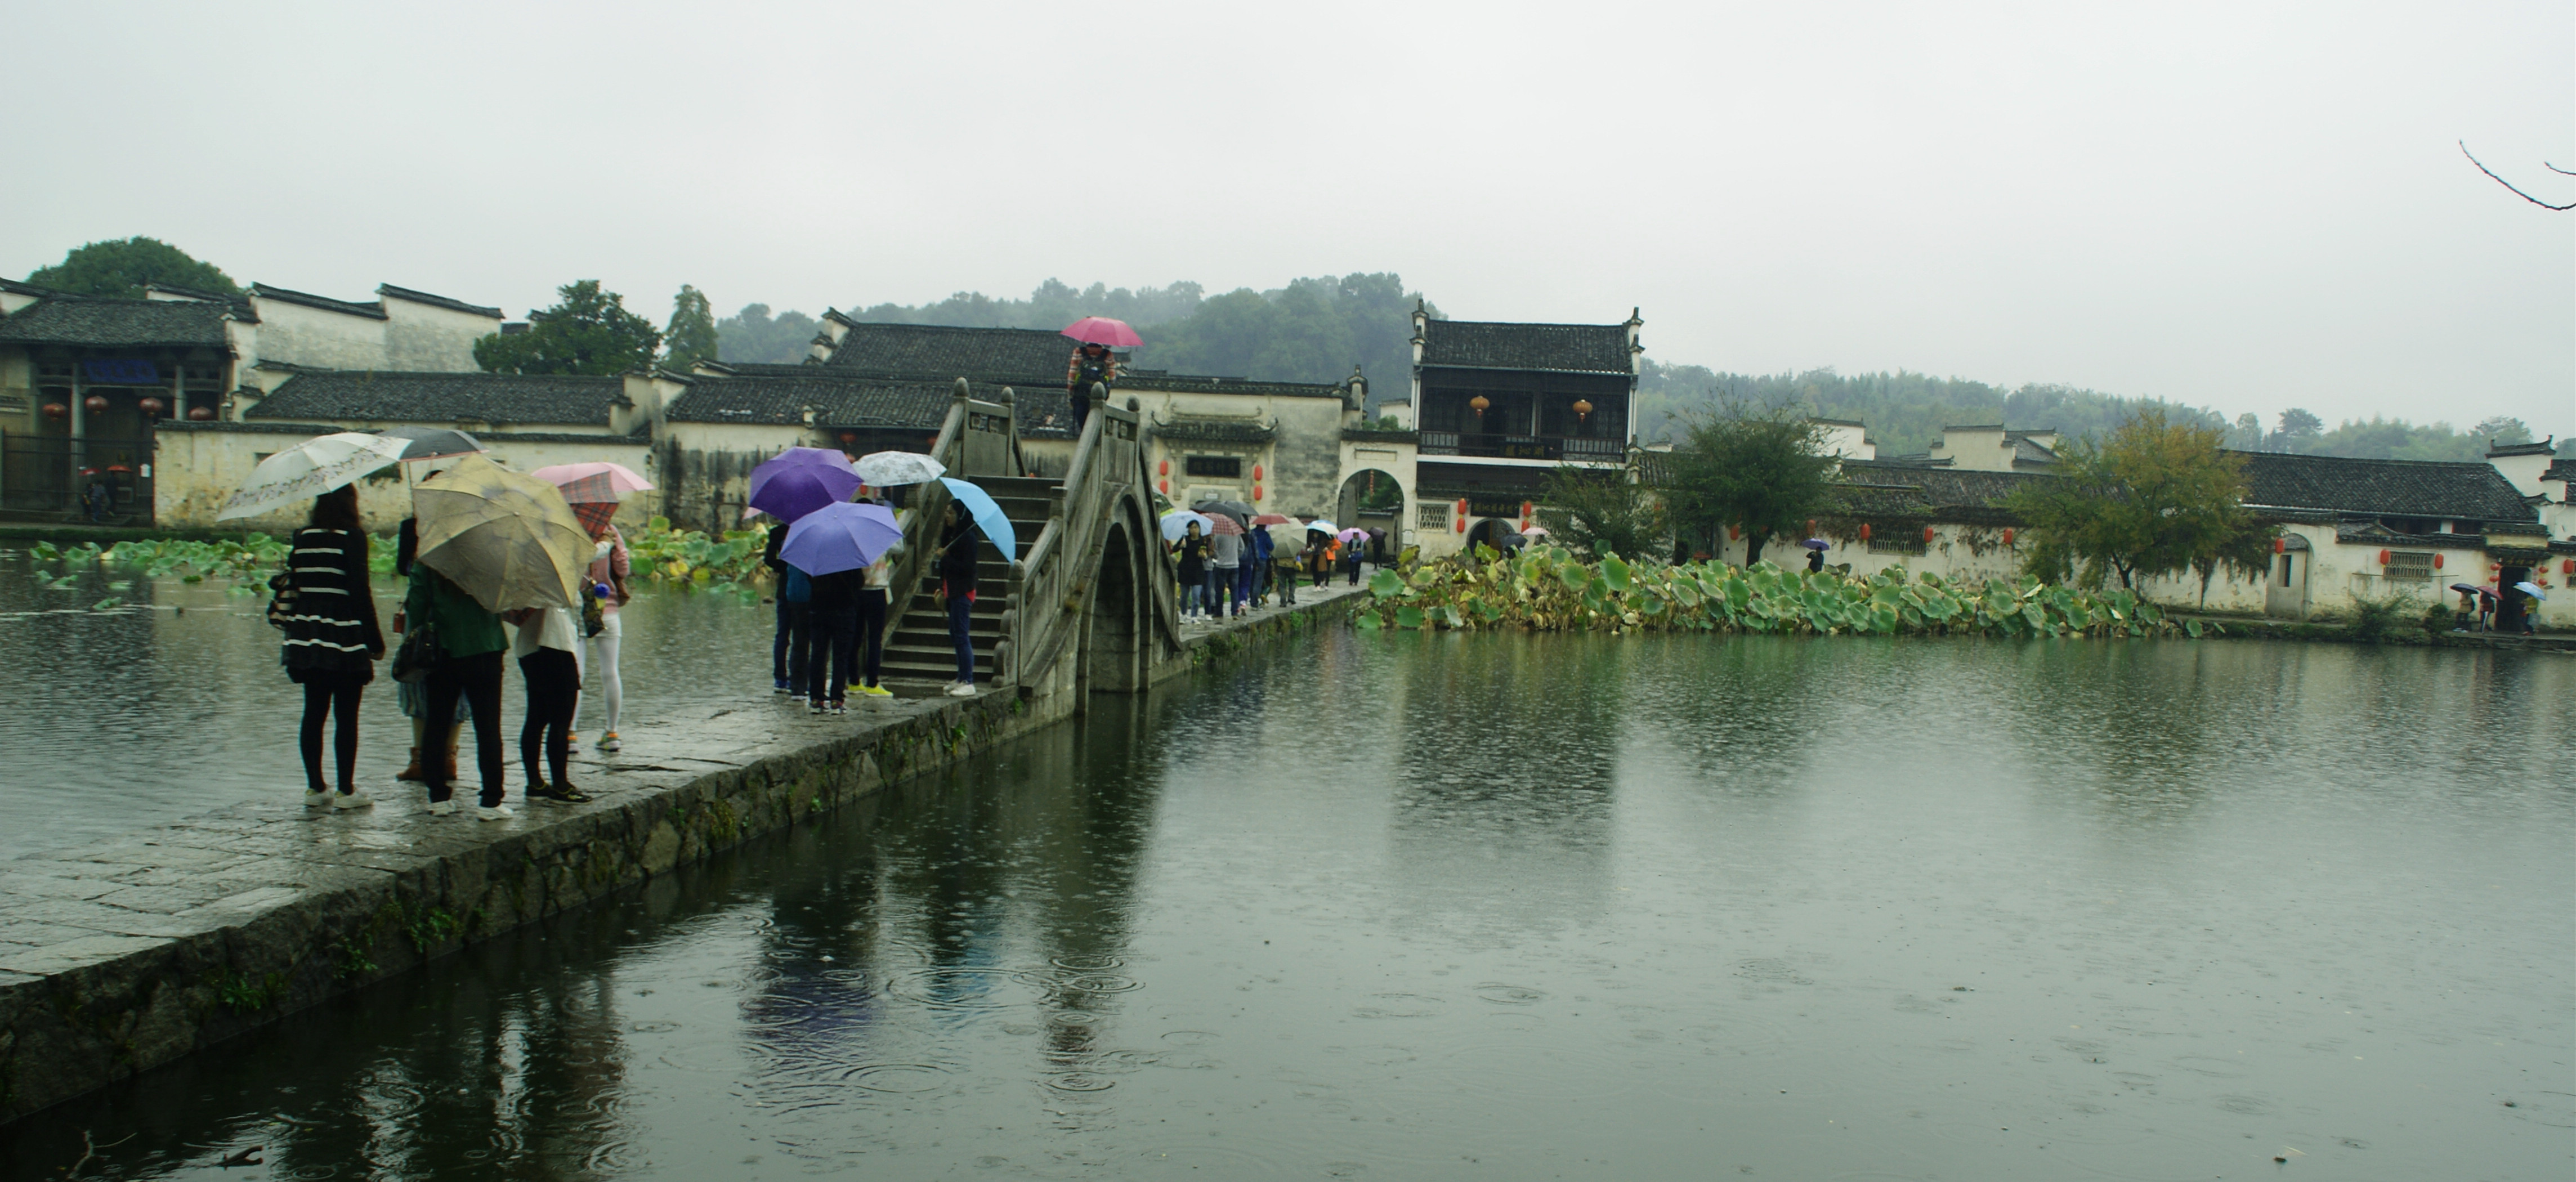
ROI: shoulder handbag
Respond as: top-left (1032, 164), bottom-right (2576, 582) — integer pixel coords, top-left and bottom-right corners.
top-left (390, 620), bottom-right (443, 684)
top-left (263, 569), bottom-right (299, 631)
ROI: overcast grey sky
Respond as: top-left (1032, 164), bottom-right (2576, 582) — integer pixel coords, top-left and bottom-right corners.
top-left (5, 2), bottom-right (2568, 436)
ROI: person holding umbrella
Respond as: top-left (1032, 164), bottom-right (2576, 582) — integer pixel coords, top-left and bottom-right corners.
top-left (781, 500), bottom-right (901, 713)
top-left (1173, 518), bottom-right (1208, 617)
top-left (279, 483), bottom-right (386, 810)
top-left (939, 500), bottom-right (983, 694)
top-left (531, 464), bottom-right (651, 754)
top-left (1209, 516), bottom-right (1243, 617)
top-left (504, 600), bottom-right (591, 804)
top-left (405, 553), bottom-right (509, 817)
top-left (1062, 317), bottom-right (1140, 438)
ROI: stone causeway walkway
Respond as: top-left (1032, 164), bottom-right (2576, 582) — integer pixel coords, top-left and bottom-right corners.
top-left (0, 576), bottom-right (1369, 1122)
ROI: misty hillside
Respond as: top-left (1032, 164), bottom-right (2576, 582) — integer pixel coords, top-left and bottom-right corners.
top-left (714, 277), bottom-right (2535, 462)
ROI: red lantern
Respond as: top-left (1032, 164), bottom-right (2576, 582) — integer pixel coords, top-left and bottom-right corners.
top-left (1253, 484), bottom-right (1264, 501)
top-left (2564, 559), bottom-right (2574, 575)
top-left (2378, 549), bottom-right (2391, 565)
top-left (1922, 526), bottom-right (1935, 543)
top-left (83, 395), bottom-right (108, 414)
top-left (138, 397), bottom-right (165, 417)
top-left (2002, 527), bottom-right (2016, 545)
top-left (1521, 501), bottom-right (1533, 519)
top-left (1860, 523), bottom-right (1872, 541)
top-left (1455, 517), bottom-right (1466, 533)
top-left (2273, 536), bottom-right (2286, 554)
top-left (187, 406), bottom-right (214, 422)
top-left (1157, 479), bottom-right (1168, 494)
top-left (1456, 498), bottom-right (1467, 517)
top-left (838, 431), bottom-right (857, 445)
top-left (1729, 523), bottom-right (1741, 541)
top-left (1807, 518), bottom-right (1817, 535)
top-left (2433, 554), bottom-right (2444, 569)
top-left (1158, 459), bottom-right (1169, 476)
top-left (1253, 464), bottom-right (1263, 480)
top-left (41, 402), bottom-right (66, 420)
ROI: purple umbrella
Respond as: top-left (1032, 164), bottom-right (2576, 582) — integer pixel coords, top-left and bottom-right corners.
top-left (780, 502), bottom-right (903, 576)
top-left (749, 447), bottom-right (862, 523)
top-left (1801, 538), bottom-right (1831, 550)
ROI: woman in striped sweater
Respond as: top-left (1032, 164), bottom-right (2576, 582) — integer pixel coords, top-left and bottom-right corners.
top-left (280, 483), bottom-right (386, 808)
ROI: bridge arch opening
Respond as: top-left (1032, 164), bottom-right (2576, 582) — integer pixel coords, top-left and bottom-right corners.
top-left (1080, 518), bottom-right (1147, 695)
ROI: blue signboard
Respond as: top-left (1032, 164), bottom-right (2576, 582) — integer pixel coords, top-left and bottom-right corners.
top-left (83, 359), bottom-right (160, 385)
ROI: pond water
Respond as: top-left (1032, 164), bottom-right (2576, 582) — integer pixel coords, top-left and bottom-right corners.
top-left (0, 549), bottom-right (774, 858)
top-left (2, 562), bottom-right (2572, 1180)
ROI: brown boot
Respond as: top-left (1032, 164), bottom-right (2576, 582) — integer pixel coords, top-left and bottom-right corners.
top-left (396, 747), bottom-right (423, 782)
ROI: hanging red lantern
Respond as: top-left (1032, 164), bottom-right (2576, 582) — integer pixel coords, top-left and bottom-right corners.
top-left (137, 397), bottom-right (165, 417)
top-left (1156, 479), bottom-right (1168, 494)
top-left (2273, 536), bottom-right (2286, 554)
top-left (1860, 523), bottom-right (1872, 541)
top-left (1253, 484), bottom-right (1264, 500)
top-left (1158, 459), bottom-right (1169, 476)
top-left (2564, 559), bottom-right (2574, 575)
top-left (1572, 398), bottom-right (1593, 424)
top-left (1521, 501), bottom-right (1533, 519)
top-left (838, 431), bottom-right (857, 445)
top-left (1253, 464), bottom-right (1263, 480)
top-left (1922, 526), bottom-right (1935, 543)
top-left (2378, 549), bottom-right (2391, 565)
top-left (1469, 395), bottom-right (1490, 422)
top-left (1455, 517), bottom-right (1466, 533)
top-left (2002, 527), bottom-right (2016, 545)
top-left (1728, 523), bottom-right (1742, 541)
top-left (83, 395), bottom-right (109, 414)
top-left (1456, 498), bottom-right (1468, 517)
top-left (41, 402), bottom-right (66, 420)
top-left (2433, 554), bottom-right (2444, 569)
top-left (187, 406), bottom-right (214, 421)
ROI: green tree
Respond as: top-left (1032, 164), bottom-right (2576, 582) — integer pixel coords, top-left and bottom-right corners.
top-left (1537, 465), bottom-right (1666, 562)
top-left (2008, 409), bottom-right (2255, 591)
top-left (715, 303), bottom-right (822, 364)
top-left (1653, 404), bottom-right (1837, 567)
top-left (473, 280), bottom-right (661, 376)
top-left (24, 236), bottom-right (239, 298)
top-left (2472, 415), bottom-right (2533, 446)
top-left (662, 284), bottom-right (719, 370)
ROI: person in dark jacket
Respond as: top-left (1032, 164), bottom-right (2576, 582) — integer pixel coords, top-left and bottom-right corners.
top-left (763, 517), bottom-right (806, 696)
top-left (1806, 546), bottom-right (1826, 574)
top-left (938, 501), bottom-right (982, 696)
top-left (281, 484), bottom-right (385, 809)
top-left (1173, 521), bottom-right (1207, 617)
top-left (799, 566), bottom-right (861, 713)
top-left (404, 555), bottom-right (512, 818)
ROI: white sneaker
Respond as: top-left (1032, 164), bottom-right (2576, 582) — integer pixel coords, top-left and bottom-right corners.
top-left (475, 803), bottom-right (516, 821)
top-left (427, 799), bottom-right (460, 816)
top-left (946, 682), bottom-right (977, 697)
top-left (597, 732), bottom-right (621, 752)
top-left (303, 791), bottom-right (330, 809)
top-left (332, 791), bottom-right (373, 811)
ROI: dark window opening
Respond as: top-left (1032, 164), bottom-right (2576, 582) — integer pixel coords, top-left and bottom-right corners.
top-left (1184, 455), bottom-right (1241, 478)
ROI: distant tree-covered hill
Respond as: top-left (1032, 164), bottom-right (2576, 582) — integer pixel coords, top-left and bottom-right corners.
top-left (708, 277), bottom-right (2534, 461)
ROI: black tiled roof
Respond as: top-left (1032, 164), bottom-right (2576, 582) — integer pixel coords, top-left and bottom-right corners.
top-left (1151, 417), bottom-right (1273, 444)
top-left (2485, 439), bottom-right (2556, 459)
top-left (2543, 459), bottom-right (2575, 483)
top-left (818, 321), bottom-right (1089, 384)
top-left (377, 284), bottom-right (503, 319)
top-left (1419, 320), bottom-right (1633, 374)
top-left (0, 297), bottom-right (235, 347)
top-left (2236, 451), bottom-right (2535, 521)
top-left (666, 373), bottom-right (1079, 439)
top-left (249, 371), bottom-right (624, 426)
top-left (1837, 459), bottom-right (2050, 508)
top-left (251, 284), bottom-right (386, 320)
top-left (1341, 428), bottom-right (1419, 445)
top-left (1120, 373), bottom-right (1348, 399)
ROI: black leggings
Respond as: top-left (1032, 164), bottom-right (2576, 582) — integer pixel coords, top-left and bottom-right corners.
top-left (422, 650), bottom-right (507, 805)
top-left (856, 589), bottom-right (888, 688)
top-left (297, 674), bottom-right (366, 795)
top-left (520, 648), bottom-right (580, 787)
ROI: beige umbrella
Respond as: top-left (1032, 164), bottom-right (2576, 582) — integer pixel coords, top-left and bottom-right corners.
top-left (412, 454), bottom-right (589, 611)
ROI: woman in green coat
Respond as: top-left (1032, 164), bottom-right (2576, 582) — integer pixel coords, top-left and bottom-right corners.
top-left (402, 564), bottom-right (513, 818)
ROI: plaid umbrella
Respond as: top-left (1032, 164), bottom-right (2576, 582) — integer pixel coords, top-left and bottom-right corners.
top-left (554, 472), bottom-right (623, 537)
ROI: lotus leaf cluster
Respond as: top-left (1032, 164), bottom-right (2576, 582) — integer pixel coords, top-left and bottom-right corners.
top-left (26, 535), bottom-right (306, 586)
top-left (1356, 546), bottom-right (2212, 639)
top-left (625, 517), bottom-right (770, 597)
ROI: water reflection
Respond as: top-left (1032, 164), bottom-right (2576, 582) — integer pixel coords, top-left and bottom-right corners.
top-left (3, 629), bottom-right (2570, 1181)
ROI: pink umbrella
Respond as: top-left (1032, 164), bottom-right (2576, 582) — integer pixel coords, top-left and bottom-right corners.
top-left (1204, 513), bottom-right (1245, 536)
top-left (530, 462), bottom-right (654, 492)
top-left (1061, 317), bottom-right (1143, 348)
top-left (1336, 528), bottom-right (1369, 544)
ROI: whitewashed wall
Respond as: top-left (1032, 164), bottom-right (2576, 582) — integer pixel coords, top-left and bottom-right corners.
top-left (156, 426), bottom-right (652, 533)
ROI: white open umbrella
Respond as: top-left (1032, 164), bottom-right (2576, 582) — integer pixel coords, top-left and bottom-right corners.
top-left (855, 451), bottom-right (947, 487)
top-left (216, 432), bottom-right (408, 521)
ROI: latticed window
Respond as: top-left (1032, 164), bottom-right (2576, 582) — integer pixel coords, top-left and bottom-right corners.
top-left (1416, 502), bottom-right (1451, 529)
top-left (1868, 534), bottom-right (1927, 556)
top-left (2385, 552), bottom-right (2435, 581)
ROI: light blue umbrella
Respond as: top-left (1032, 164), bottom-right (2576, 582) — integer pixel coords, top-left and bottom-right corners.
top-left (1302, 518), bottom-right (1338, 536)
top-left (1160, 511), bottom-right (1215, 543)
top-left (938, 477), bottom-right (1018, 559)
top-left (781, 502), bottom-right (903, 576)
